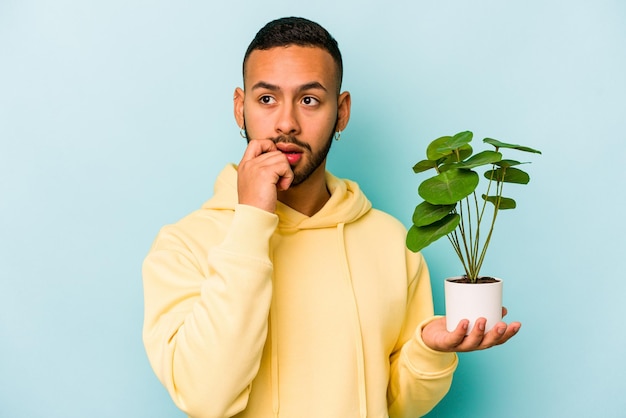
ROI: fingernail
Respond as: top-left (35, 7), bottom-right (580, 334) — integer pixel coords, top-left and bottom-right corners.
top-left (497, 327), bottom-right (505, 335)
top-left (478, 322), bottom-right (485, 331)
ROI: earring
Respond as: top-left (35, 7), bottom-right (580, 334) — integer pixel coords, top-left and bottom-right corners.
top-left (334, 131), bottom-right (341, 141)
top-left (240, 127), bottom-right (247, 139)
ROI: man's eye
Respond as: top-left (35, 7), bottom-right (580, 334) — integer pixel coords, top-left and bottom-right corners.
top-left (302, 96), bottom-right (319, 106)
top-left (260, 96), bottom-right (275, 104)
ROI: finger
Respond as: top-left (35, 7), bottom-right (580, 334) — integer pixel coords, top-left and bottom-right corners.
top-left (251, 152), bottom-right (295, 191)
top-left (436, 319), bottom-right (473, 352)
top-left (421, 317), bottom-right (466, 352)
top-left (502, 306), bottom-right (508, 318)
top-left (240, 139), bottom-right (278, 162)
top-left (480, 320), bottom-right (522, 349)
top-left (458, 317), bottom-right (487, 350)
top-left (276, 168), bottom-right (294, 191)
top-left (247, 150), bottom-right (293, 190)
top-left (495, 321), bottom-right (522, 346)
top-left (446, 319), bottom-right (470, 349)
top-left (478, 321), bottom-right (509, 348)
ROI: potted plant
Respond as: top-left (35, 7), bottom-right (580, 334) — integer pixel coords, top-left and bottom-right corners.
top-left (406, 131), bottom-right (541, 333)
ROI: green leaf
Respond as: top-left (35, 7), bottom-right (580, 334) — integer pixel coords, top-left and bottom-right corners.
top-left (452, 130), bottom-right (474, 145)
top-left (406, 214), bottom-right (460, 252)
top-left (484, 138), bottom-right (542, 154)
top-left (412, 201), bottom-right (456, 226)
top-left (495, 159), bottom-right (524, 168)
top-left (426, 131), bottom-right (473, 160)
top-left (456, 150), bottom-right (502, 169)
top-left (419, 169), bottom-right (479, 204)
top-left (441, 144), bottom-right (473, 164)
top-left (426, 136), bottom-right (453, 160)
top-left (484, 167), bottom-right (530, 184)
top-left (482, 194), bottom-right (517, 209)
top-left (412, 159), bottom-right (438, 173)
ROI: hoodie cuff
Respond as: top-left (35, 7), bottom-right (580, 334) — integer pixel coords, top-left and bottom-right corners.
top-left (219, 204), bottom-right (279, 260)
top-left (402, 316), bottom-right (458, 377)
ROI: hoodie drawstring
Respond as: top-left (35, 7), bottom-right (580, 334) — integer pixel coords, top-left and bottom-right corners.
top-left (269, 244), bottom-right (280, 418)
top-left (270, 303), bottom-right (280, 417)
top-left (337, 222), bottom-right (368, 418)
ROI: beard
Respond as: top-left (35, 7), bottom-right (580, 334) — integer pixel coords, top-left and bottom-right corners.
top-left (274, 130), bottom-right (334, 186)
top-left (244, 117), bottom-right (337, 187)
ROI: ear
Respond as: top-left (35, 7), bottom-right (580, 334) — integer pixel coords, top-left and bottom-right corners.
top-left (336, 91), bottom-right (351, 132)
top-left (233, 87), bottom-right (245, 128)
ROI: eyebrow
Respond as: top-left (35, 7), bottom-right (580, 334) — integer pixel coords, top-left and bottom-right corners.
top-left (251, 81), bottom-right (328, 93)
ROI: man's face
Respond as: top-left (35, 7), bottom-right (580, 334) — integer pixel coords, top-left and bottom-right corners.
top-left (235, 45), bottom-right (350, 186)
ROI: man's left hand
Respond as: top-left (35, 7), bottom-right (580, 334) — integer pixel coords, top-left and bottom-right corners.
top-left (422, 307), bottom-right (521, 352)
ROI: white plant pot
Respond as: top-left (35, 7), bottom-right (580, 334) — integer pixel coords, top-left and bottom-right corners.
top-left (444, 277), bottom-right (503, 334)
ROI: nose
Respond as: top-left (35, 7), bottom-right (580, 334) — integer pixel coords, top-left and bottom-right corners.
top-left (275, 102), bottom-right (300, 136)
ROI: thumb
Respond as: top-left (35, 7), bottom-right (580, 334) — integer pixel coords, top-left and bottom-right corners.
top-left (276, 169), bottom-right (294, 191)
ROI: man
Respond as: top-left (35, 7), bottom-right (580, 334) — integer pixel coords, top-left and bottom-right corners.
top-left (142, 17), bottom-right (520, 418)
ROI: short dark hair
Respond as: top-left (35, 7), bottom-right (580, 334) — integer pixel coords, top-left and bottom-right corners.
top-left (243, 17), bottom-right (343, 91)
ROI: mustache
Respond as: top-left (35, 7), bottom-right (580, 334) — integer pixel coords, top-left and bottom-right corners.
top-left (271, 135), bottom-right (312, 152)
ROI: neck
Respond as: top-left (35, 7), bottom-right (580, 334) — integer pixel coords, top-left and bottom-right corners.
top-left (277, 168), bottom-right (330, 217)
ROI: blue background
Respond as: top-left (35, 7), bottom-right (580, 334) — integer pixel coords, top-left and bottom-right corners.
top-left (1, 1), bottom-right (625, 417)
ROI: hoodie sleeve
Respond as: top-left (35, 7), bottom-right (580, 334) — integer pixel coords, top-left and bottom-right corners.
top-left (387, 251), bottom-right (458, 418)
top-left (142, 204), bottom-right (278, 418)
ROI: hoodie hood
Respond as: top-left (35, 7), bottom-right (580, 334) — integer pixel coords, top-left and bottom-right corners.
top-left (202, 164), bottom-right (372, 230)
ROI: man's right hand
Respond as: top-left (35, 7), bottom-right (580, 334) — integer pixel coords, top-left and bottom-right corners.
top-left (237, 139), bottom-right (295, 213)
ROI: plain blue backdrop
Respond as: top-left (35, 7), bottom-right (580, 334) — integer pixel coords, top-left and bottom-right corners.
top-left (1, 1), bottom-right (625, 417)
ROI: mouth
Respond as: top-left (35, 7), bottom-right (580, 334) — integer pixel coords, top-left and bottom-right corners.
top-left (276, 143), bottom-right (304, 165)
top-left (280, 150), bottom-right (303, 165)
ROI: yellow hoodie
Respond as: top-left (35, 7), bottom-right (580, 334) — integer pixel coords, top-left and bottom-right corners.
top-left (142, 164), bottom-right (457, 418)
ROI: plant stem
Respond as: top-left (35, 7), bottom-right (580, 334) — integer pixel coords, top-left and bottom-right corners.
top-left (448, 231), bottom-right (470, 278)
top-left (457, 199), bottom-right (475, 280)
top-left (470, 192), bottom-right (481, 280)
top-left (475, 169), bottom-right (505, 275)
top-left (470, 166), bottom-right (497, 281)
